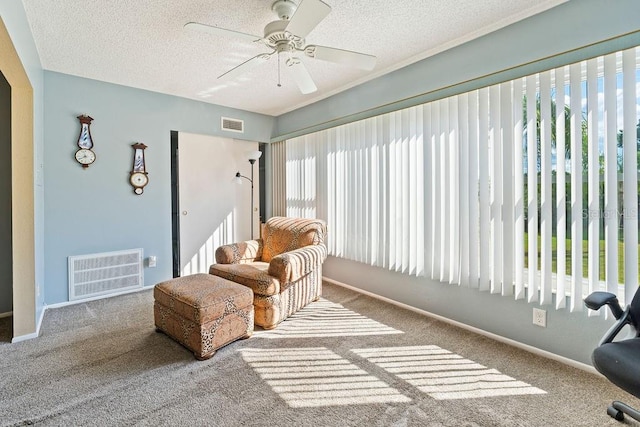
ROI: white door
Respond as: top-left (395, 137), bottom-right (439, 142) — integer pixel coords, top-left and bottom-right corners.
top-left (178, 132), bottom-right (259, 276)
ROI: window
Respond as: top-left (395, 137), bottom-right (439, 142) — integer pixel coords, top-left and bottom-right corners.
top-left (284, 46), bottom-right (640, 313)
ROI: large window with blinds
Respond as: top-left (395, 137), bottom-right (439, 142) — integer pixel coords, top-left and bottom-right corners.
top-left (284, 46), bottom-right (640, 313)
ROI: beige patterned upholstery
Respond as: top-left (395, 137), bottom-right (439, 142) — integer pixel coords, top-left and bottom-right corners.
top-left (210, 216), bottom-right (327, 329)
top-left (154, 273), bottom-right (254, 360)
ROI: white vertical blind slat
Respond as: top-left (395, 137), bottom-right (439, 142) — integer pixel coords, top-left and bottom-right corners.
top-left (468, 91), bottom-right (480, 289)
top-left (334, 129), bottom-right (342, 256)
top-left (441, 101), bottom-right (450, 282)
top-left (285, 139), bottom-right (294, 217)
top-left (423, 104), bottom-right (433, 278)
top-left (587, 58), bottom-right (601, 301)
top-left (389, 115), bottom-right (399, 267)
top-left (540, 70), bottom-right (553, 305)
top-left (513, 78), bottom-right (526, 299)
top-left (271, 140), bottom-right (287, 217)
top-left (401, 111), bottom-right (410, 272)
top-left (356, 120), bottom-right (364, 262)
top-left (603, 53), bottom-right (619, 296)
top-left (415, 106), bottom-right (425, 277)
top-left (325, 135), bottom-right (333, 253)
top-left (388, 113), bottom-right (398, 270)
top-left (622, 47), bottom-right (639, 305)
top-left (449, 97), bottom-right (460, 284)
top-left (376, 119), bottom-right (385, 267)
top-left (555, 66), bottom-right (568, 309)
top-left (360, 119), bottom-right (374, 263)
top-left (490, 85), bottom-right (503, 294)
top-left (407, 109), bottom-right (416, 273)
top-left (526, 75), bottom-right (539, 303)
top-left (501, 81), bottom-right (515, 296)
top-left (478, 88), bottom-right (491, 292)
top-left (406, 109), bottom-right (414, 273)
top-left (351, 124), bottom-right (359, 260)
top-left (369, 121), bottom-right (378, 265)
top-left (349, 125), bottom-right (357, 259)
top-left (432, 103), bottom-right (442, 280)
top-left (459, 94), bottom-right (470, 287)
top-left (380, 118), bottom-right (389, 268)
top-left (356, 124), bottom-right (362, 261)
top-left (569, 62), bottom-right (584, 312)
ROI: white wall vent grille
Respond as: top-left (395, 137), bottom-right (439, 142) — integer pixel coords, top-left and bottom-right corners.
top-left (68, 248), bottom-right (144, 301)
top-left (221, 117), bottom-right (244, 133)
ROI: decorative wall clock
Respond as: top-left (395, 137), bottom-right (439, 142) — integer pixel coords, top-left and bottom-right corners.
top-left (75, 115), bottom-right (96, 168)
top-left (130, 142), bottom-right (149, 195)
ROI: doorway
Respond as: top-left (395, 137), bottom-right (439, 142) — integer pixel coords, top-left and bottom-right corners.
top-left (0, 17), bottom-right (36, 341)
top-left (170, 131), bottom-right (260, 277)
top-left (0, 70), bottom-right (11, 341)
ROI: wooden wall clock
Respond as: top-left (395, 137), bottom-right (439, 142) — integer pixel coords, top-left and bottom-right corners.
top-left (75, 115), bottom-right (96, 168)
top-left (130, 142), bottom-right (149, 195)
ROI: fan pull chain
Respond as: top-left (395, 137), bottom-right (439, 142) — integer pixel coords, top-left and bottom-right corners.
top-left (277, 52), bottom-right (282, 87)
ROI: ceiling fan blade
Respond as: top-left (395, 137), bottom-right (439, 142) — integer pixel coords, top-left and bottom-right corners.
top-left (184, 22), bottom-right (261, 43)
top-left (285, 57), bottom-right (317, 94)
top-left (218, 53), bottom-right (274, 80)
top-left (305, 45), bottom-right (376, 71)
top-left (285, 0), bottom-right (331, 39)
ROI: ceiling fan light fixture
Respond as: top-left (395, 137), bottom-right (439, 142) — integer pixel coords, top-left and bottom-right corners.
top-left (264, 20), bottom-right (303, 49)
top-left (188, 0), bottom-right (376, 95)
top-left (272, 0), bottom-right (298, 20)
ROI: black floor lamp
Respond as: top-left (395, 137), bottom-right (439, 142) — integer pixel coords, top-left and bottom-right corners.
top-left (235, 150), bottom-right (262, 239)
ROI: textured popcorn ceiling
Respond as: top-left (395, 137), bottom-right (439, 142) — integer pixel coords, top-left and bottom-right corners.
top-left (22, 0), bottom-right (566, 116)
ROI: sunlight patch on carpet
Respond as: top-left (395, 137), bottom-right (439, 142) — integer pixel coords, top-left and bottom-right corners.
top-left (239, 347), bottom-right (411, 407)
top-left (255, 298), bottom-right (403, 338)
top-left (352, 345), bottom-right (547, 400)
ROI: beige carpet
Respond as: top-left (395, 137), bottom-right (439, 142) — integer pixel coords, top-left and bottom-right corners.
top-left (0, 282), bottom-right (638, 426)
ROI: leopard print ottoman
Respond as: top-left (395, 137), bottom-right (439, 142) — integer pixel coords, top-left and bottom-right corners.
top-left (154, 273), bottom-right (254, 360)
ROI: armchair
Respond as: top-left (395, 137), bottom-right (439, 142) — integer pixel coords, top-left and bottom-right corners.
top-left (209, 216), bottom-right (327, 329)
top-left (584, 289), bottom-right (640, 422)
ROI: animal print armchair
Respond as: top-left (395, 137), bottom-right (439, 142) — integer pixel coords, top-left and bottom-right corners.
top-left (209, 216), bottom-right (327, 329)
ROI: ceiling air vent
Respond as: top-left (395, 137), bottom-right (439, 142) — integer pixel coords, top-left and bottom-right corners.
top-left (221, 117), bottom-right (244, 133)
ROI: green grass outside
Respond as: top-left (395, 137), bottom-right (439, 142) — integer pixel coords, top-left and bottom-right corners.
top-left (523, 233), bottom-right (640, 283)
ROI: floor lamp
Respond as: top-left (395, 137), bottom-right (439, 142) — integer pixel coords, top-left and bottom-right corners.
top-left (234, 150), bottom-right (262, 239)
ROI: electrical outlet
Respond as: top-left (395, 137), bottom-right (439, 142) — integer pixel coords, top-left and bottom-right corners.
top-left (533, 308), bottom-right (546, 327)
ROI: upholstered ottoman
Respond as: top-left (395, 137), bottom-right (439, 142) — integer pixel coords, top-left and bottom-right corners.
top-left (153, 273), bottom-right (254, 360)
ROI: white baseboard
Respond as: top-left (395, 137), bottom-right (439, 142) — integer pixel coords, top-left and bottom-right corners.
top-left (0, 311), bottom-right (12, 319)
top-left (322, 276), bottom-right (599, 376)
top-left (36, 304), bottom-right (46, 336)
top-left (10, 306), bottom-right (46, 343)
top-left (10, 285), bottom-right (153, 343)
top-left (11, 330), bottom-right (39, 343)
top-left (44, 285), bottom-right (153, 310)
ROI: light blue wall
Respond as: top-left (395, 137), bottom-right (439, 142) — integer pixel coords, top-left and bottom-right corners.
top-left (43, 72), bottom-right (274, 304)
top-left (272, 0), bottom-right (640, 365)
top-left (275, 0), bottom-right (640, 138)
top-left (0, 3), bottom-right (45, 324)
top-left (324, 257), bottom-right (612, 366)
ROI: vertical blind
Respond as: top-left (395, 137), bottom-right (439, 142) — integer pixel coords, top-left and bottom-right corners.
top-left (284, 46), bottom-right (640, 313)
top-left (270, 140), bottom-right (287, 217)
top-left (286, 110), bottom-right (425, 275)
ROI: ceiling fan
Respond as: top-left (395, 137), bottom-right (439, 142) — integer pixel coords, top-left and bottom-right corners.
top-left (185, 0), bottom-right (376, 94)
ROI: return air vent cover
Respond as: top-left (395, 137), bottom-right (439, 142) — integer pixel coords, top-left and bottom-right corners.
top-left (221, 117), bottom-right (244, 133)
top-left (68, 248), bottom-right (144, 301)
